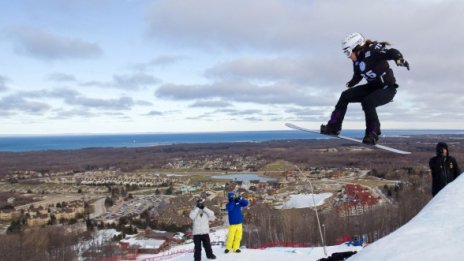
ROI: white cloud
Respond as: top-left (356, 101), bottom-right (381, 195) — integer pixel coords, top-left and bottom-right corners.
top-left (216, 108), bottom-right (262, 116)
top-left (145, 110), bottom-right (163, 116)
top-left (189, 100), bottom-right (233, 108)
top-left (145, 0), bottom-right (463, 53)
top-left (6, 26), bottom-right (102, 61)
top-left (0, 94), bottom-right (51, 115)
top-left (133, 55), bottom-right (186, 71)
top-left (112, 73), bottom-right (160, 89)
top-left (0, 88), bottom-right (153, 120)
top-left (50, 108), bottom-right (97, 119)
top-left (80, 73), bottom-right (160, 90)
top-left (204, 56), bottom-right (346, 89)
top-left (145, 0), bottom-right (318, 51)
top-left (0, 76), bottom-right (9, 92)
top-left (44, 89), bottom-right (150, 111)
top-left (47, 73), bottom-right (77, 82)
top-left (155, 81), bottom-right (332, 107)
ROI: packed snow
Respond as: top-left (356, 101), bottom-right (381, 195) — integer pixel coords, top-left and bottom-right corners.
top-left (276, 193), bottom-right (333, 209)
top-left (78, 229), bottom-right (121, 261)
top-left (348, 174), bottom-right (464, 261)
top-left (135, 228), bottom-right (361, 261)
top-left (121, 235), bottom-right (165, 249)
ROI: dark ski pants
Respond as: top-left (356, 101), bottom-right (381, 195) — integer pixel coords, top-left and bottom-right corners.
top-left (193, 234), bottom-right (214, 260)
top-left (334, 84), bottom-right (397, 130)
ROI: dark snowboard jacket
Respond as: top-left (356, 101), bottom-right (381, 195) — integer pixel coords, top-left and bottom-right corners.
top-left (429, 142), bottom-right (461, 196)
top-left (347, 41), bottom-right (404, 88)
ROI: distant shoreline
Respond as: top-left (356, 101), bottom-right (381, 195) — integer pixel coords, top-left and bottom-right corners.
top-left (0, 129), bottom-right (463, 152)
top-left (0, 136), bottom-right (462, 178)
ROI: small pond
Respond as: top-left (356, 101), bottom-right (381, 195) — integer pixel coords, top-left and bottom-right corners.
top-left (211, 173), bottom-right (276, 182)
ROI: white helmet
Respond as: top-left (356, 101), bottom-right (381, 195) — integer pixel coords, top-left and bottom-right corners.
top-left (342, 33), bottom-right (365, 57)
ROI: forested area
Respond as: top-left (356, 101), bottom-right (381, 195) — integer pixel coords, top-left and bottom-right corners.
top-left (243, 167), bottom-right (432, 247)
top-left (1, 135), bottom-right (462, 176)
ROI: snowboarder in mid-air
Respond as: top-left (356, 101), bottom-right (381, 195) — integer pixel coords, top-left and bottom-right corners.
top-left (321, 33), bottom-right (409, 145)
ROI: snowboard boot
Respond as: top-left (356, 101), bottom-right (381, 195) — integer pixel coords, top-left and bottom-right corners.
top-left (320, 124), bottom-right (341, 135)
top-left (362, 131), bottom-right (379, 145)
top-left (363, 122), bottom-right (381, 145)
top-left (224, 249), bottom-right (230, 254)
top-left (321, 109), bottom-right (345, 135)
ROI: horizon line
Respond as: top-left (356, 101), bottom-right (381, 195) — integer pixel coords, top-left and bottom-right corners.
top-left (1, 128), bottom-right (464, 137)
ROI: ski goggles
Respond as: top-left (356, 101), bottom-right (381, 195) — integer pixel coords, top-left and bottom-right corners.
top-left (343, 48), bottom-right (352, 57)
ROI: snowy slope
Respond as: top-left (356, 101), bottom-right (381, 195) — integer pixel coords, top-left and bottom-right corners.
top-left (349, 174), bottom-right (464, 261)
top-left (276, 193), bottom-right (332, 209)
top-left (136, 228), bottom-right (362, 261)
top-left (138, 244), bottom-right (360, 261)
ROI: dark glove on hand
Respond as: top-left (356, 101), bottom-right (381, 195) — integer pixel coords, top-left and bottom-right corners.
top-left (346, 81), bottom-right (354, 88)
top-left (197, 202), bottom-right (205, 209)
top-left (395, 58), bottom-right (410, 70)
top-left (234, 196), bottom-right (241, 203)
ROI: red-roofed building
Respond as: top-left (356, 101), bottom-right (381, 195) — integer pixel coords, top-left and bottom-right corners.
top-left (335, 184), bottom-right (380, 217)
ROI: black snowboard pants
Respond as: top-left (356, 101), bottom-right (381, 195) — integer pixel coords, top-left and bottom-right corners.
top-left (335, 83), bottom-right (397, 130)
top-left (193, 234), bottom-right (214, 260)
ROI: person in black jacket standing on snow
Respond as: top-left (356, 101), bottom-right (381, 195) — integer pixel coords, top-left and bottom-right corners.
top-left (429, 142), bottom-right (461, 197)
top-left (321, 32), bottom-right (409, 145)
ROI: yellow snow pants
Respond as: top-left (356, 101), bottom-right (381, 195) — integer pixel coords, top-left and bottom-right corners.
top-left (226, 224), bottom-right (243, 251)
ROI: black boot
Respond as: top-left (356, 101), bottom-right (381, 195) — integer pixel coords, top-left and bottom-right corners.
top-left (320, 124), bottom-right (341, 135)
top-left (363, 122), bottom-right (381, 145)
top-left (321, 109), bottom-right (345, 135)
top-left (362, 131), bottom-right (379, 145)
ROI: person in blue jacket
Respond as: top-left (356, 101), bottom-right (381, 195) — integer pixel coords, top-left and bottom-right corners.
top-left (224, 192), bottom-right (248, 253)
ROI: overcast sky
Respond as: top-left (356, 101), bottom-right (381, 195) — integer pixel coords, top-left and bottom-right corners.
top-left (0, 0), bottom-right (463, 135)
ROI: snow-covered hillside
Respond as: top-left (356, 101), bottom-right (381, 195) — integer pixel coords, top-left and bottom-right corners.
top-left (348, 174), bottom-right (464, 261)
top-left (133, 174), bottom-right (464, 261)
top-left (136, 228), bottom-right (361, 261)
top-left (276, 193), bottom-right (332, 209)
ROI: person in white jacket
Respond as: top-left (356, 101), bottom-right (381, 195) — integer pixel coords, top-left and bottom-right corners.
top-left (189, 198), bottom-right (216, 261)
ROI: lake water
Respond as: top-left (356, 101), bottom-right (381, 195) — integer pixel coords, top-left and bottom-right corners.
top-left (211, 173), bottom-right (276, 182)
top-left (0, 129), bottom-right (463, 152)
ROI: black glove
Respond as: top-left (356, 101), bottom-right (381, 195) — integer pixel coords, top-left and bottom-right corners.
top-left (196, 199), bottom-right (205, 209)
top-left (346, 81), bottom-right (354, 88)
top-left (395, 58), bottom-right (410, 70)
top-left (234, 196), bottom-right (241, 203)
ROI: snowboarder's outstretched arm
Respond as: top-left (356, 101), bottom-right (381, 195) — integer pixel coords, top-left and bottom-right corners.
top-left (386, 48), bottom-right (409, 70)
top-left (373, 43), bottom-right (409, 70)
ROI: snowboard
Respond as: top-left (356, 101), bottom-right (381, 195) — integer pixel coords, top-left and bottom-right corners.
top-left (285, 123), bottom-right (411, 155)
